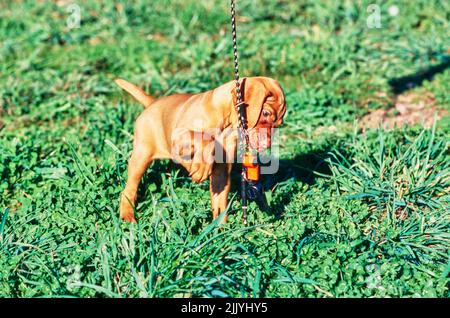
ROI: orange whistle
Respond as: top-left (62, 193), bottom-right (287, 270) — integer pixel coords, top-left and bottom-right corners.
top-left (243, 152), bottom-right (260, 181)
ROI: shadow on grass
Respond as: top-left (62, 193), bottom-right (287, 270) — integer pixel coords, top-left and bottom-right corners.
top-left (388, 57), bottom-right (450, 94)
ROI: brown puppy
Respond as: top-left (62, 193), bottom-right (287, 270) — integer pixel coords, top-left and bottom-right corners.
top-left (115, 77), bottom-right (286, 223)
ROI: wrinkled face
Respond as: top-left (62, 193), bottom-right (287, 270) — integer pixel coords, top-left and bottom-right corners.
top-left (238, 77), bottom-right (286, 152)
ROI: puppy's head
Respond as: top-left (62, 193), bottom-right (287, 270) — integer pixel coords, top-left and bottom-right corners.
top-left (232, 77), bottom-right (286, 152)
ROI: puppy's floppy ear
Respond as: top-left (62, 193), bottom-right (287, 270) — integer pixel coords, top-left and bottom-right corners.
top-left (231, 77), bottom-right (267, 128)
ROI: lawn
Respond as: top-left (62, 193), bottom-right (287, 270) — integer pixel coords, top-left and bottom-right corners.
top-left (0, 0), bottom-right (449, 297)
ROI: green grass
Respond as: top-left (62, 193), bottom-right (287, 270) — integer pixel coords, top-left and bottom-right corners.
top-left (0, 0), bottom-right (449, 297)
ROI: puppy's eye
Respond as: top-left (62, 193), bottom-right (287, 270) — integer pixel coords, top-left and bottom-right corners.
top-left (262, 110), bottom-right (271, 117)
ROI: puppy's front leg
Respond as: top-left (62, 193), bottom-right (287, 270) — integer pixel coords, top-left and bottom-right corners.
top-left (120, 144), bottom-right (153, 223)
top-left (210, 163), bottom-right (233, 223)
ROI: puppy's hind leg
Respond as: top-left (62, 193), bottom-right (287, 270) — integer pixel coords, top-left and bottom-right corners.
top-left (120, 142), bottom-right (154, 223)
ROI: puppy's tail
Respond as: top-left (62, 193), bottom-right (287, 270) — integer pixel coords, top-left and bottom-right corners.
top-left (114, 78), bottom-right (155, 108)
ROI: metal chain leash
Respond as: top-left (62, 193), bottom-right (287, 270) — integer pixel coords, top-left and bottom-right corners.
top-left (230, 0), bottom-right (249, 224)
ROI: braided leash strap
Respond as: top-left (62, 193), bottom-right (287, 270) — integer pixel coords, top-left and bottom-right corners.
top-left (230, 0), bottom-right (249, 146)
top-left (230, 0), bottom-right (249, 224)
top-left (230, 0), bottom-right (242, 103)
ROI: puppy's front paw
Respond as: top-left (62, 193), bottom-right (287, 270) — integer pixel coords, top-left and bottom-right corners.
top-left (190, 163), bottom-right (213, 183)
top-left (120, 194), bottom-right (137, 223)
top-left (120, 210), bottom-right (137, 223)
top-left (189, 137), bottom-right (215, 183)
